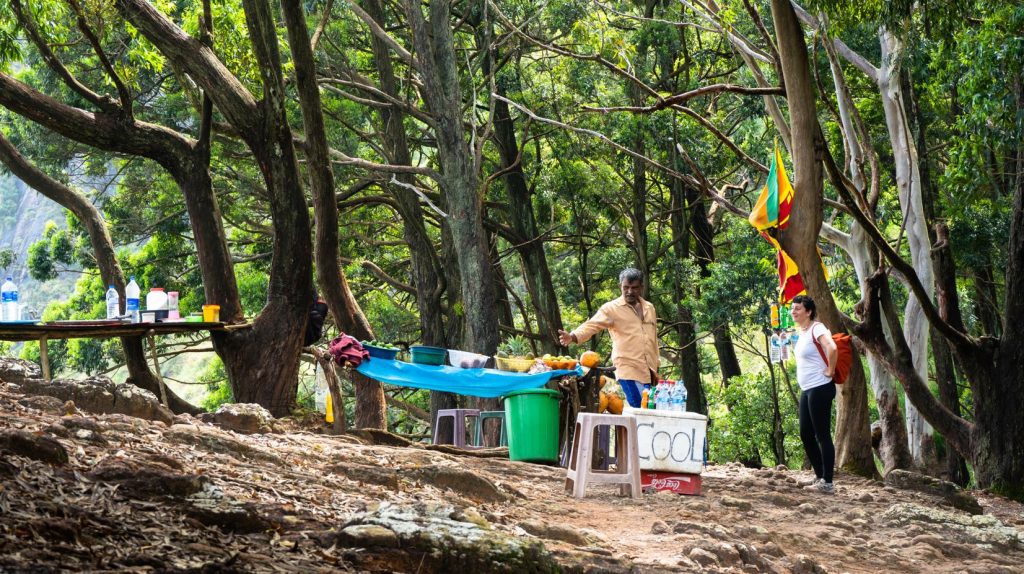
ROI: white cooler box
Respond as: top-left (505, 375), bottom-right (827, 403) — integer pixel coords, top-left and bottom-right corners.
top-left (623, 406), bottom-right (708, 474)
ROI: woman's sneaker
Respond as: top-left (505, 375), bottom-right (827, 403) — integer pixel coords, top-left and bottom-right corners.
top-left (798, 477), bottom-right (824, 488)
top-left (813, 481), bottom-right (835, 494)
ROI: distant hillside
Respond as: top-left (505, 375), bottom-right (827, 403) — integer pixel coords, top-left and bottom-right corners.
top-left (0, 173), bottom-right (75, 313)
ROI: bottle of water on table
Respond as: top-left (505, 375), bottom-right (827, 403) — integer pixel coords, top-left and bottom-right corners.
top-left (1, 276), bottom-right (18, 321)
top-left (126, 276), bottom-right (141, 323)
top-left (105, 285), bottom-right (120, 319)
top-left (657, 381), bottom-right (671, 410)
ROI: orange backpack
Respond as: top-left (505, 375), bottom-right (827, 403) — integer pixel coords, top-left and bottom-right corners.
top-left (810, 322), bottom-right (853, 385)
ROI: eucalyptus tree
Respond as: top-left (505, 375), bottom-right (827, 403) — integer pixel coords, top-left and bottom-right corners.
top-left (767, 0), bottom-right (1024, 495)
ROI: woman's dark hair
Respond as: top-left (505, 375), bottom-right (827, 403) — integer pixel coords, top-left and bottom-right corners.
top-left (790, 294), bottom-right (817, 319)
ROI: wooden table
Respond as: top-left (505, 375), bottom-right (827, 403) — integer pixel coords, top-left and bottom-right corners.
top-left (0, 321), bottom-right (228, 407)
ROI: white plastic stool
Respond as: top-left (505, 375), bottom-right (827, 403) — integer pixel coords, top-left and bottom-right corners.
top-left (564, 413), bottom-right (642, 499)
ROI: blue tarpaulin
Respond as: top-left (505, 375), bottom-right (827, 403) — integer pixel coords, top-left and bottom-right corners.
top-left (355, 358), bottom-right (580, 398)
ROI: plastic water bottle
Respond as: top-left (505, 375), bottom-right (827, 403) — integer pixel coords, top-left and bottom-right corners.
top-left (126, 276), bottom-right (141, 323)
top-left (105, 285), bottom-right (120, 319)
top-left (657, 382), bottom-right (671, 410)
top-left (1, 276), bottom-right (18, 322)
top-left (677, 380), bottom-right (688, 412)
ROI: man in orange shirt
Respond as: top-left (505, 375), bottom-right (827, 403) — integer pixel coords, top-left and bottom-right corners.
top-left (558, 267), bottom-right (659, 408)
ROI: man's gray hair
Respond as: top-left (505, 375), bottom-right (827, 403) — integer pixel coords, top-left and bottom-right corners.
top-left (619, 267), bottom-right (644, 284)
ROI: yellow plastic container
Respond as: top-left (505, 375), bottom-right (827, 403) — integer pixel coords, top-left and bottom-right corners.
top-left (202, 304), bottom-right (220, 322)
top-left (325, 394), bottom-right (334, 423)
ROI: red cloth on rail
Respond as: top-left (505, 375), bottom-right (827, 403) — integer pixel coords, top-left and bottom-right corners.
top-left (328, 334), bottom-right (369, 367)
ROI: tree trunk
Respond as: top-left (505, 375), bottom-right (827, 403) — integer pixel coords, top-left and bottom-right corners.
top-left (687, 174), bottom-right (741, 384)
top-left (770, 0), bottom-right (876, 478)
top-left (360, 0), bottom-right (450, 433)
top-left (879, 31), bottom-right (938, 471)
top-left (492, 94), bottom-right (564, 353)
top-left (765, 337), bottom-right (787, 466)
top-left (405, 0), bottom-right (499, 356)
top-left (468, 11), bottom-right (564, 353)
top-left (974, 129), bottom-right (1024, 497)
top-left (816, 18), bottom-right (912, 473)
top-left (909, 65), bottom-right (971, 483)
top-left (931, 226), bottom-right (970, 485)
top-left (669, 177), bottom-right (705, 413)
top-left (848, 227), bottom-right (913, 472)
top-left (283, 0), bottom-right (385, 429)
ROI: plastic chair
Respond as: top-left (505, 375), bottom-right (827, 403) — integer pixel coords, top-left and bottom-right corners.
top-left (564, 413), bottom-right (641, 499)
top-left (473, 410), bottom-right (508, 447)
top-left (432, 409), bottom-right (481, 448)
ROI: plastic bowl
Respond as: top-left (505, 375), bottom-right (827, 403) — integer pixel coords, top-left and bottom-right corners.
top-left (495, 356), bottom-right (535, 373)
top-left (448, 349), bottom-right (490, 369)
top-left (410, 345), bottom-right (447, 366)
top-left (365, 344), bottom-right (399, 360)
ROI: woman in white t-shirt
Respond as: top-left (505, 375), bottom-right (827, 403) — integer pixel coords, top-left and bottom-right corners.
top-left (790, 295), bottom-right (838, 494)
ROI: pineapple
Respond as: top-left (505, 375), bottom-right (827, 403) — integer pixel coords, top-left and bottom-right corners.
top-left (499, 335), bottom-right (533, 359)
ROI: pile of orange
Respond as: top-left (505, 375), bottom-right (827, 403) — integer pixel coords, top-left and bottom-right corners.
top-left (542, 354), bottom-right (577, 370)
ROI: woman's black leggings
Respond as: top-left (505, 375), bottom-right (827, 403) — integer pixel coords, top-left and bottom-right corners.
top-left (799, 382), bottom-right (836, 483)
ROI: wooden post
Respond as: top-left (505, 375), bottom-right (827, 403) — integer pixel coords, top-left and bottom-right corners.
top-left (39, 335), bottom-right (50, 381)
top-left (146, 331), bottom-right (170, 408)
top-left (327, 363), bottom-right (347, 434)
top-left (310, 347), bottom-right (346, 434)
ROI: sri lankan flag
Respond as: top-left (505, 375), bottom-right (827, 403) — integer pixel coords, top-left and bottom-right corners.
top-left (760, 232), bottom-right (807, 303)
top-left (748, 146), bottom-right (794, 230)
top-left (749, 145), bottom-right (808, 303)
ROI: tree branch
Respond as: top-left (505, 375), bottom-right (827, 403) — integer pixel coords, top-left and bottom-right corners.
top-left (495, 93), bottom-right (749, 218)
top-left (820, 125), bottom-right (977, 351)
top-left (11, 0), bottom-right (119, 113)
top-left (69, 0), bottom-right (135, 115)
top-left (115, 0), bottom-right (260, 137)
top-left (361, 260), bottom-right (417, 295)
top-left (581, 84), bottom-right (785, 114)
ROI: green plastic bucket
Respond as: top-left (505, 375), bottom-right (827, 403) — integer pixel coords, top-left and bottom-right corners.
top-left (504, 388), bottom-right (561, 463)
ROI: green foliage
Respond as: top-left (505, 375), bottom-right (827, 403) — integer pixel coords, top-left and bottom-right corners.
top-left (26, 220), bottom-right (77, 281)
top-left (201, 381), bottom-right (234, 412)
top-left (199, 359), bottom-right (231, 412)
top-left (707, 365), bottom-right (803, 468)
top-left (0, 14), bottom-right (22, 70)
top-left (0, 249), bottom-right (15, 272)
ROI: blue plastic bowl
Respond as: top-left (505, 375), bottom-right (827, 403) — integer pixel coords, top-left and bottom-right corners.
top-left (365, 344), bottom-right (399, 360)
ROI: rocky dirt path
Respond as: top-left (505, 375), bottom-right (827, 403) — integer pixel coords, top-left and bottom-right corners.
top-left (1, 375), bottom-right (1022, 573)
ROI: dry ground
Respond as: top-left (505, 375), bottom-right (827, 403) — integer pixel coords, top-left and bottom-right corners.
top-left (1, 380), bottom-right (1022, 573)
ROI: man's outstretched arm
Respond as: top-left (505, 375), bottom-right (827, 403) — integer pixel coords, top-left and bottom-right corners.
top-left (559, 306), bottom-right (613, 346)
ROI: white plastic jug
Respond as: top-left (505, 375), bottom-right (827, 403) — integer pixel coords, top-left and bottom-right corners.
top-left (146, 288), bottom-right (168, 310)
